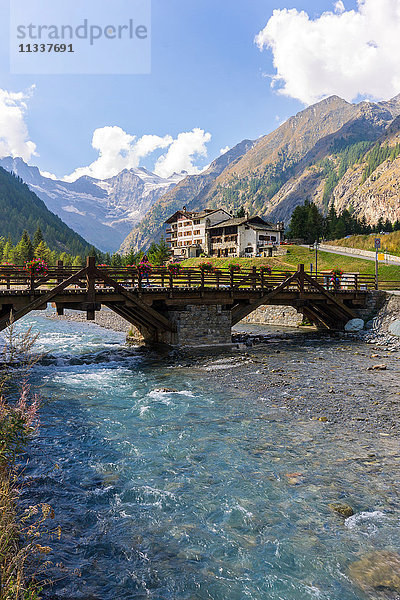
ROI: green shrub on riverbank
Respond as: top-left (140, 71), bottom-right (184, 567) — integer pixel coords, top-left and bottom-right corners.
top-left (0, 326), bottom-right (54, 600)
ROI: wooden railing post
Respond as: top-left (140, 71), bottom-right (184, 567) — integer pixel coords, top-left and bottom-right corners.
top-left (298, 263), bottom-right (305, 293)
top-left (252, 266), bottom-right (257, 290)
top-left (354, 273), bottom-right (358, 292)
top-left (230, 269), bottom-right (234, 289)
top-left (201, 269), bottom-right (205, 290)
top-left (57, 260), bottom-right (63, 285)
top-left (169, 271), bottom-right (174, 290)
top-left (86, 256), bottom-right (96, 320)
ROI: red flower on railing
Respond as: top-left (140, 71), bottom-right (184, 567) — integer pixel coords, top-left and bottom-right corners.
top-left (199, 262), bottom-right (215, 272)
top-left (168, 263), bottom-right (181, 276)
top-left (137, 262), bottom-right (152, 275)
top-left (260, 266), bottom-right (272, 276)
top-left (25, 259), bottom-right (48, 278)
top-left (229, 264), bottom-right (241, 273)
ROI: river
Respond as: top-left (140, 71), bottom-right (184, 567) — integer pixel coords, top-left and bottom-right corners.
top-left (9, 314), bottom-right (400, 599)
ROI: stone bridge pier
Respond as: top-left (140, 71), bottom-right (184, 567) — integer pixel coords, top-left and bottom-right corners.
top-left (132, 304), bottom-right (233, 349)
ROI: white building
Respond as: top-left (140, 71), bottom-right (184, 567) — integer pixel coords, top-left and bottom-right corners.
top-left (165, 208), bottom-right (230, 258)
top-left (208, 216), bottom-right (283, 257)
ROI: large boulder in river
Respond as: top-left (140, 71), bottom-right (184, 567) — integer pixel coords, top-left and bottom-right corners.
top-left (349, 550), bottom-right (400, 596)
top-left (345, 318), bottom-right (364, 332)
top-left (328, 502), bottom-right (354, 517)
top-left (388, 320), bottom-right (400, 337)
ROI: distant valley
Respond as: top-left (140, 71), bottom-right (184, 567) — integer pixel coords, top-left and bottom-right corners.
top-left (0, 157), bottom-right (183, 252)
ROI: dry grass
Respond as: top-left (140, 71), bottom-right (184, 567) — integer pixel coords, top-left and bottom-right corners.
top-left (0, 321), bottom-right (55, 600)
top-left (329, 231), bottom-right (400, 256)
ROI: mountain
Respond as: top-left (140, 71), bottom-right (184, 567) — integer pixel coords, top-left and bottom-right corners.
top-left (120, 94), bottom-right (400, 252)
top-left (0, 157), bottom-right (182, 252)
top-left (119, 139), bottom-right (255, 253)
top-left (0, 167), bottom-right (94, 256)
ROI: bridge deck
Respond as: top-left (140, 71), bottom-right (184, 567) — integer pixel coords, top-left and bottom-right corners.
top-left (0, 260), bottom-right (397, 337)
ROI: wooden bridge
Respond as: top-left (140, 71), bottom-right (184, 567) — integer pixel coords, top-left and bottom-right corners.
top-left (0, 258), bottom-right (391, 346)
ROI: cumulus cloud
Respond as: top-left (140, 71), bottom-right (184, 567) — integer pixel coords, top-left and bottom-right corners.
top-left (63, 127), bottom-right (173, 182)
top-left (0, 87), bottom-right (37, 161)
top-left (220, 145), bottom-right (231, 155)
top-left (64, 126), bottom-right (211, 181)
top-left (154, 128), bottom-right (212, 178)
top-left (255, 0), bottom-right (400, 105)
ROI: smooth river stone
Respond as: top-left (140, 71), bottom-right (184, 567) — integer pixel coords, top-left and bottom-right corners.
top-left (388, 320), bottom-right (400, 337)
top-left (344, 318), bottom-right (365, 332)
top-left (349, 550), bottom-right (400, 594)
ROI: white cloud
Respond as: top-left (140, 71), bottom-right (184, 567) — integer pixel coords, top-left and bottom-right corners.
top-left (64, 126), bottom-right (211, 182)
top-left (63, 127), bottom-right (173, 182)
top-left (220, 145), bottom-right (231, 154)
top-left (334, 1), bottom-right (345, 14)
top-left (154, 128), bottom-right (212, 178)
top-left (255, 0), bottom-right (400, 105)
top-left (0, 87), bottom-right (37, 161)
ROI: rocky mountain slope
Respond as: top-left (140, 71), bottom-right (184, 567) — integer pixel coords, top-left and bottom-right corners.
top-left (120, 94), bottom-right (400, 253)
top-left (119, 139), bottom-right (255, 253)
top-left (0, 157), bottom-right (182, 252)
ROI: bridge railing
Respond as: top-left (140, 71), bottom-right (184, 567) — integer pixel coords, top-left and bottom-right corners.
top-left (0, 263), bottom-right (385, 292)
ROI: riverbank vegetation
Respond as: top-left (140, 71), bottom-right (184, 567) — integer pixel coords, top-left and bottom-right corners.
top-left (182, 246), bottom-right (400, 281)
top-left (0, 325), bottom-right (54, 600)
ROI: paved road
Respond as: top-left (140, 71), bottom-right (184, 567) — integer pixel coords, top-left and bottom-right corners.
top-left (302, 245), bottom-right (400, 266)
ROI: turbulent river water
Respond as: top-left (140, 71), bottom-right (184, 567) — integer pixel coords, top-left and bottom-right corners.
top-left (9, 314), bottom-right (400, 600)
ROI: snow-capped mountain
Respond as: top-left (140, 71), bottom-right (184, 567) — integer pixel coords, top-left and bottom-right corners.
top-left (0, 157), bottom-right (183, 252)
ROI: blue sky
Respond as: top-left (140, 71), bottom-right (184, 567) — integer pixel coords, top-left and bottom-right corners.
top-left (0, 0), bottom-right (394, 181)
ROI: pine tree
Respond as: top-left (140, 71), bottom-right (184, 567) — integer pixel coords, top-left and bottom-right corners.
top-left (15, 230), bottom-right (34, 263)
top-left (2, 240), bottom-right (14, 263)
top-left (34, 240), bottom-right (52, 262)
top-left (73, 255), bottom-right (83, 267)
top-left (33, 226), bottom-right (44, 249)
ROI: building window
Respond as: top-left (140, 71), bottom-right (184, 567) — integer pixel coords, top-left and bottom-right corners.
top-left (229, 248), bottom-right (236, 254)
top-left (271, 236), bottom-right (276, 241)
top-left (193, 219), bottom-right (200, 225)
top-left (193, 229), bottom-right (200, 235)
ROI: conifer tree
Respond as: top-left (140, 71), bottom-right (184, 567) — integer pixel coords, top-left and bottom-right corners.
top-left (34, 240), bottom-right (52, 262)
top-left (15, 230), bottom-right (34, 263)
top-left (33, 226), bottom-right (44, 249)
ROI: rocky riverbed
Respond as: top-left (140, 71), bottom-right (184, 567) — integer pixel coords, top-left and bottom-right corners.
top-left (172, 333), bottom-right (400, 438)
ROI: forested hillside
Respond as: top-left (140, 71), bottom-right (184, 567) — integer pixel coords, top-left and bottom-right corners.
top-left (0, 167), bottom-right (93, 256)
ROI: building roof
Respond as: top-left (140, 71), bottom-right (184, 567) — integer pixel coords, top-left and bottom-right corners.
top-left (165, 209), bottom-right (230, 224)
top-left (208, 216), bottom-right (280, 231)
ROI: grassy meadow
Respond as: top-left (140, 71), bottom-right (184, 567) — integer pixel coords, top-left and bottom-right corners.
top-left (182, 245), bottom-right (400, 282)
